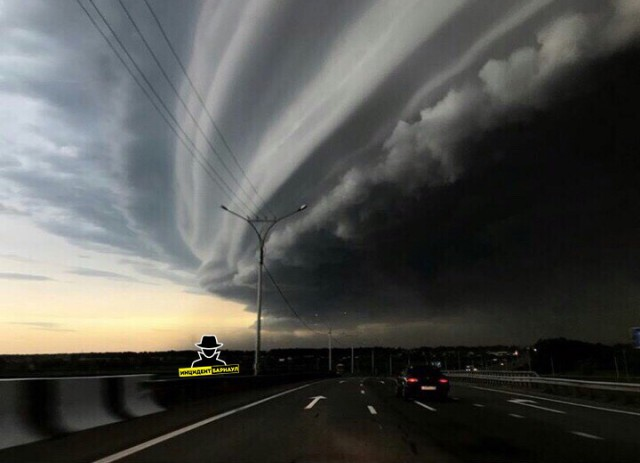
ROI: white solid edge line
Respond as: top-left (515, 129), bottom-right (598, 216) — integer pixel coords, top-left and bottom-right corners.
top-left (92, 383), bottom-right (313, 463)
top-left (571, 431), bottom-right (604, 440)
top-left (466, 385), bottom-right (640, 417)
top-left (509, 413), bottom-right (524, 419)
top-left (414, 400), bottom-right (437, 412)
top-left (368, 405), bottom-right (377, 415)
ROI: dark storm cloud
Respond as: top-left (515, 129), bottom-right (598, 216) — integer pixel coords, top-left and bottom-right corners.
top-left (0, 0), bottom-right (199, 283)
top-left (4, 0), bottom-right (640, 346)
top-left (0, 272), bottom-right (52, 281)
top-left (199, 0), bottom-right (640, 345)
top-left (118, 258), bottom-right (198, 288)
top-left (4, 168), bottom-right (143, 253)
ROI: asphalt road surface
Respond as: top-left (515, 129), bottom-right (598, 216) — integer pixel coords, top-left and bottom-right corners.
top-left (2, 377), bottom-right (640, 462)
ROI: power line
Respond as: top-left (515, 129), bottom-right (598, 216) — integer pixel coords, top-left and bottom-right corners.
top-left (118, 0), bottom-right (267, 217)
top-left (263, 264), bottom-right (324, 336)
top-left (264, 264), bottom-right (357, 355)
top-left (100, 0), bottom-right (259, 217)
top-left (82, 0), bottom-right (249, 214)
top-left (78, 0), bottom-right (257, 217)
top-left (264, 265), bottom-right (356, 349)
top-left (142, 0), bottom-right (276, 218)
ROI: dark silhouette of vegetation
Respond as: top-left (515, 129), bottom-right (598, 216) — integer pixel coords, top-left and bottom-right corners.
top-left (1, 339), bottom-right (637, 378)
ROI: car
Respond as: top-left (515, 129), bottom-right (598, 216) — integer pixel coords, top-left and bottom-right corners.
top-left (396, 365), bottom-right (450, 400)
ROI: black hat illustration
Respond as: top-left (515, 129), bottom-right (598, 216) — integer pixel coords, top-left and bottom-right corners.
top-left (195, 335), bottom-right (224, 349)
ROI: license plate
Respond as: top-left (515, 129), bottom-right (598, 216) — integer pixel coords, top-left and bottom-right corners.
top-left (421, 386), bottom-right (437, 391)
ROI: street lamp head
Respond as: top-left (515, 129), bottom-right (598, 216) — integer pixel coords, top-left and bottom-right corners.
top-left (220, 205), bottom-right (228, 211)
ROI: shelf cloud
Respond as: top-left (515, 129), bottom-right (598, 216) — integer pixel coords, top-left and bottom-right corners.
top-left (2, 0), bottom-right (640, 346)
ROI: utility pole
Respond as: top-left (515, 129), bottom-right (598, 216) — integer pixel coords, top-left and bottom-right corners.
top-left (389, 353), bottom-right (393, 376)
top-left (371, 348), bottom-right (375, 375)
top-left (221, 204), bottom-right (307, 376)
top-left (351, 345), bottom-right (354, 374)
top-left (335, 328), bottom-right (358, 375)
top-left (328, 327), bottom-right (332, 373)
top-left (313, 313), bottom-right (333, 373)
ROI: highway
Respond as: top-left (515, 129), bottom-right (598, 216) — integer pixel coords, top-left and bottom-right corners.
top-left (2, 377), bottom-right (639, 462)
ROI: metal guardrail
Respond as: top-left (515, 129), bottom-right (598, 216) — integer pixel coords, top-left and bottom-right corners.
top-left (444, 370), bottom-right (640, 393)
top-left (445, 370), bottom-right (540, 377)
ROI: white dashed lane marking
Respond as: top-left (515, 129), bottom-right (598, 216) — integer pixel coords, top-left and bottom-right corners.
top-left (508, 398), bottom-right (565, 414)
top-left (473, 403), bottom-right (485, 408)
top-left (368, 405), bottom-right (377, 415)
top-left (571, 431), bottom-right (604, 440)
top-left (509, 413), bottom-right (524, 419)
top-left (414, 400), bottom-right (437, 412)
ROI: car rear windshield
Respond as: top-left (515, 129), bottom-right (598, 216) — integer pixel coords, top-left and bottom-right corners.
top-left (408, 366), bottom-right (442, 376)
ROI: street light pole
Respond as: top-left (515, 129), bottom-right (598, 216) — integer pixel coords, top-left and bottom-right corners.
top-left (221, 204), bottom-right (307, 376)
top-left (337, 329), bottom-right (359, 376)
top-left (314, 313), bottom-right (333, 373)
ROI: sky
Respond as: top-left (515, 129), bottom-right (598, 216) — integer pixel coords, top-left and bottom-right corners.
top-left (1, 0), bottom-right (640, 354)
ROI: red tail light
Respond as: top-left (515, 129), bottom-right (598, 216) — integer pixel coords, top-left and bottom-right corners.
top-left (438, 378), bottom-right (449, 384)
top-left (407, 377), bottom-right (419, 383)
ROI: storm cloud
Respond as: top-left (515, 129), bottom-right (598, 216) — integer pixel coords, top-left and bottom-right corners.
top-left (195, 0), bottom-right (640, 345)
top-left (2, 0), bottom-right (640, 347)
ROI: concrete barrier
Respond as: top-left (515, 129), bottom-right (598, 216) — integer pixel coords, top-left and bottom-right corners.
top-left (0, 375), bottom-right (167, 451)
top-left (1, 372), bottom-right (319, 450)
top-left (117, 375), bottom-right (165, 418)
top-left (48, 377), bottom-right (122, 433)
top-left (0, 380), bottom-right (46, 450)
